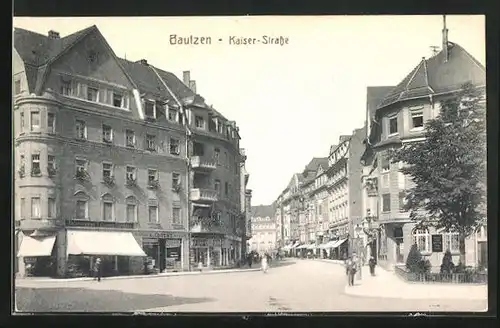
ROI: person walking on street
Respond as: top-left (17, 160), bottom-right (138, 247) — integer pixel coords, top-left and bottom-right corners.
top-left (369, 256), bottom-right (377, 276)
top-left (346, 254), bottom-right (358, 286)
top-left (93, 257), bottom-right (102, 282)
top-left (261, 253), bottom-right (268, 273)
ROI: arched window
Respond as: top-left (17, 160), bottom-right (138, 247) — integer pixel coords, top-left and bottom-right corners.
top-left (442, 231), bottom-right (460, 253)
top-left (412, 228), bottom-right (431, 253)
top-left (74, 191), bottom-right (89, 220)
top-left (101, 193), bottom-right (114, 221)
top-left (126, 196), bottom-right (138, 222)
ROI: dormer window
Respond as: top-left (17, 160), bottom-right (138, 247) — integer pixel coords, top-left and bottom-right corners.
top-left (168, 108), bottom-right (178, 122)
top-left (87, 86), bottom-right (99, 102)
top-left (388, 116), bottom-right (398, 135)
top-left (144, 100), bottom-right (156, 119)
top-left (113, 93), bottom-right (123, 107)
top-left (195, 115), bottom-right (204, 129)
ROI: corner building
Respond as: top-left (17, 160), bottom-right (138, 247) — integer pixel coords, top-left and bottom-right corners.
top-left (13, 26), bottom-right (245, 277)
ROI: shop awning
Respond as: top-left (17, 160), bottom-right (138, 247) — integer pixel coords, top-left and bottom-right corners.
top-left (332, 238), bottom-right (348, 249)
top-left (282, 245), bottom-right (291, 251)
top-left (66, 230), bottom-right (147, 257)
top-left (307, 243), bottom-right (317, 250)
top-left (318, 241), bottom-right (332, 249)
top-left (291, 241), bottom-right (300, 248)
top-left (296, 244), bottom-right (307, 249)
top-left (17, 234), bottom-right (56, 257)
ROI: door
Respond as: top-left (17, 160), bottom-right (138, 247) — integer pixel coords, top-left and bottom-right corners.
top-left (478, 241), bottom-right (487, 269)
top-left (395, 237), bottom-right (404, 263)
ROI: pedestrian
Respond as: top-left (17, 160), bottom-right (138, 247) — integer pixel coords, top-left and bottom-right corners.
top-left (261, 253), bottom-right (268, 273)
top-left (369, 256), bottom-right (376, 276)
top-left (94, 257), bottom-right (102, 282)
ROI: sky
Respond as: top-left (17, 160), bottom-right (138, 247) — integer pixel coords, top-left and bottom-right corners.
top-left (13, 15), bottom-right (485, 206)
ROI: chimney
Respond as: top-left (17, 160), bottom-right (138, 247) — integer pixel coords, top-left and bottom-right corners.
top-left (189, 80), bottom-right (197, 93)
top-left (137, 59), bottom-right (148, 66)
top-left (442, 15), bottom-right (449, 62)
top-left (183, 71), bottom-right (191, 86)
top-left (48, 30), bottom-right (60, 39)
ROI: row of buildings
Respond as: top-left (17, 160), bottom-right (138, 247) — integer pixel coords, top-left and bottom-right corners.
top-left (13, 25), bottom-right (253, 277)
top-left (271, 20), bottom-right (487, 270)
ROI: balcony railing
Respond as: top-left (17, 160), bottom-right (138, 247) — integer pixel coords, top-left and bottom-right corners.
top-left (19, 218), bottom-right (64, 230)
top-left (190, 156), bottom-right (217, 171)
top-left (190, 188), bottom-right (219, 203)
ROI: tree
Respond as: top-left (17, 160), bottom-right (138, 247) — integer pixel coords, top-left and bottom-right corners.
top-left (406, 244), bottom-right (423, 273)
top-left (440, 249), bottom-right (455, 274)
top-left (391, 82), bottom-right (487, 265)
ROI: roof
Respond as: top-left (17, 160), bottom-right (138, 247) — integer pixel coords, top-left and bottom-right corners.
top-left (251, 205), bottom-right (275, 218)
top-left (378, 42), bottom-right (485, 110)
top-left (366, 86), bottom-right (395, 120)
top-left (304, 157), bottom-right (329, 172)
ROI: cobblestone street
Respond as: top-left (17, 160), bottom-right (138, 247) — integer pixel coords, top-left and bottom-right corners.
top-left (15, 260), bottom-right (487, 313)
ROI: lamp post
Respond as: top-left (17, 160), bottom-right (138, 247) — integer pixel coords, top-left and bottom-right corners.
top-left (354, 224), bottom-right (363, 280)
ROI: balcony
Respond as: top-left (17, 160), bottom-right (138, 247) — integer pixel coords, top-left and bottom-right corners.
top-left (190, 188), bottom-right (218, 204)
top-left (190, 221), bottom-right (224, 234)
top-left (190, 156), bottom-right (217, 172)
top-left (19, 218), bottom-right (63, 230)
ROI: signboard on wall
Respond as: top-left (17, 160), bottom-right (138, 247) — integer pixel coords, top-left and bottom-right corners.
top-left (143, 231), bottom-right (185, 239)
top-left (431, 234), bottom-right (443, 253)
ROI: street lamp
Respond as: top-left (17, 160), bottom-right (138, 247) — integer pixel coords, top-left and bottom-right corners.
top-left (354, 224), bottom-right (363, 280)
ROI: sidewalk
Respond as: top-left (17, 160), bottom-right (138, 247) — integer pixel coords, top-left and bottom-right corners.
top-left (16, 267), bottom-right (261, 284)
top-left (343, 265), bottom-right (488, 300)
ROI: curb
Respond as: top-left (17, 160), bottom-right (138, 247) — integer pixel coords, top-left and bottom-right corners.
top-left (342, 286), bottom-right (487, 301)
top-left (16, 268), bottom-right (262, 283)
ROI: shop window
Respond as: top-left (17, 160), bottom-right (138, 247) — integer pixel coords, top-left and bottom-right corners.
top-left (31, 197), bottom-right (41, 218)
top-left (412, 228), bottom-right (431, 253)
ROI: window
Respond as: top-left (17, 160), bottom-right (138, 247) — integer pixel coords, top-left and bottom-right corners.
top-left (412, 228), bottom-right (431, 253)
top-left (173, 207), bottom-right (181, 225)
top-left (195, 115), bottom-right (204, 128)
top-left (443, 231), bottom-right (460, 253)
top-left (411, 110), bottom-right (424, 129)
top-left (31, 154), bottom-right (41, 176)
top-left (113, 92), bottom-right (123, 107)
top-left (224, 182), bottom-right (229, 196)
top-left (30, 111), bottom-right (40, 131)
top-left (20, 112), bottom-right (25, 132)
top-left (169, 138), bottom-right (180, 155)
top-left (75, 158), bottom-right (87, 172)
top-left (168, 109), bottom-right (177, 121)
top-left (146, 134), bottom-right (156, 151)
top-left (381, 174), bottom-right (389, 189)
top-left (47, 155), bottom-right (56, 175)
top-left (126, 130), bottom-right (135, 147)
top-left (20, 198), bottom-right (26, 218)
top-left (47, 113), bottom-right (56, 133)
top-left (224, 151), bottom-right (228, 166)
top-left (381, 155), bottom-right (390, 173)
top-left (193, 142), bottom-right (204, 156)
top-left (75, 120), bottom-right (87, 139)
top-left (87, 86), bottom-right (99, 102)
top-left (144, 100), bottom-right (155, 118)
top-left (75, 200), bottom-right (88, 220)
top-left (148, 169), bottom-right (158, 182)
top-left (215, 180), bottom-right (221, 194)
top-left (102, 163), bottom-right (113, 179)
top-left (19, 154), bottom-right (25, 176)
top-left (48, 198), bottom-right (56, 218)
top-left (14, 80), bottom-right (21, 95)
top-left (382, 194), bottom-right (391, 212)
top-left (214, 148), bottom-right (220, 164)
top-left (102, 195), bottom-right (114, 221)
top-left (148, 205), bottom-right (158, 223)
top-left (61, 80), bottom-right (72, 96)
top-left (389, 116), bottom-right (398, 135)
top-left (399, 191), bottom-right (407, 212)
top-left (126, 166), bottom-right (136, 181)
top-left (31, 197), bottom-right (41, 218)
top-left (172, 172), bottom-right (180, 188)
top-left (102, 124), bottom-right (113, 143)
top-left (126, 204), bottom-right (136, 222)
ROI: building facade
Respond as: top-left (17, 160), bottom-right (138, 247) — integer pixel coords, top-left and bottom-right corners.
top-left (249, 205), bottom-right (276, 253)
top-left (239, 148), bottom-right (251, 255)
top-left (14, 25), bottom-right (246, 277)
top-left (360, 25), bottom-right (486, 270)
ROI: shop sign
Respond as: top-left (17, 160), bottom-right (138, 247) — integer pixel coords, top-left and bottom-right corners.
top-left (191, 238), bottom-right (209, 247)
top-left (65, 219), bottom-right (135, 230)
top-left (165, 239), bottom-right (181, 248)
top-left (142, 237), bottom-right (159, 245)
top-left (143, 231), bottom-right (185, 239)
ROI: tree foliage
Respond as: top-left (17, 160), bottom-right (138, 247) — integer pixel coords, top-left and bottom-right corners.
top-left (390, 82), bottom-right (486, 263)
top-left (440, 249), bottom-right (455, 274)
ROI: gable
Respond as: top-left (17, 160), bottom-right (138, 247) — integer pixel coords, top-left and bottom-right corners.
top-left (316, 165), bottom-right (323, 177)
top-left (46, 29), bottom-right (135, 91)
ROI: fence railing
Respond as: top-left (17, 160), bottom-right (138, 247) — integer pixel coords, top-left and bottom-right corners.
top-left (395, 265), bottom-right (487, 284)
